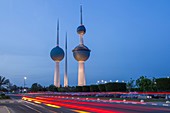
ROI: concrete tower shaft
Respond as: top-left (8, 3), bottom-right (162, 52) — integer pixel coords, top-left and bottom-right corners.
top-left (78, 61), bottom-right (86, 86)
top-left (54, 62), bottom-right (60, 87)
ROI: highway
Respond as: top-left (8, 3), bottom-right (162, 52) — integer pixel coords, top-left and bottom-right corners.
top-left (0, 99), bottom-right (76, 113)
top-left (0, 95), bottom-right (170, 113)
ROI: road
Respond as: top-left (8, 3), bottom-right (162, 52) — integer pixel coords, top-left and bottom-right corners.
top-left (0, 95), bottom-right (170, 113)
top-left (0, 99), bottom-right (77, 113)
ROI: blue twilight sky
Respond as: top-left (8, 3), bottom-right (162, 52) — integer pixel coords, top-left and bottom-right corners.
top-left (0, 0), bottom-right (170, 87)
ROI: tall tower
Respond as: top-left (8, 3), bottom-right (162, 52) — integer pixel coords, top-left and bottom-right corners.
top-left (64, 33), bottom-right (68, 87)
top-left (72, 6), bottom-right (91, 86)
top-left (50, 20), bottom-right (64, 87)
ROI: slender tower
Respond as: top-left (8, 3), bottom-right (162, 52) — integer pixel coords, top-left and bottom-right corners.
top-left (50, 20), bottom-right (64, 87)
top-left (72, 6), bottom-right (91, 86)
top-left (64, 32), bottom-right (68, 87)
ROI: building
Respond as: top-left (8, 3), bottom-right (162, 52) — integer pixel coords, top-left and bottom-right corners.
top-left (72, 6), bottom-right (91, 86)
top-left (50, 20), bottom-right (64, 87)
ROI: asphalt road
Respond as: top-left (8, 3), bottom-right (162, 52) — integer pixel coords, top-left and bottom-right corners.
top-left (0, 95), bottom-right (170, 113)
top-left (0, 99), bottom-right (76, 113)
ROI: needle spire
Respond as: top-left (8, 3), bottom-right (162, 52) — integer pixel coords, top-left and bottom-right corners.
top-left (80, 5), bottom-right (83, 25)
top-left (57, 19), bottom-right (59, 46)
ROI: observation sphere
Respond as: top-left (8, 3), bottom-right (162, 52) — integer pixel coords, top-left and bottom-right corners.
top-left (50, 46), bottom-right (64, 62)
top-left (72, 44), bottom-right (90, 61)
top-left (77, 25), bottom-right (86, 35)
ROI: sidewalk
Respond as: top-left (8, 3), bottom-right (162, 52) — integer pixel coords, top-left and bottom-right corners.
top-left (0, 106), bottom-right (10, 113)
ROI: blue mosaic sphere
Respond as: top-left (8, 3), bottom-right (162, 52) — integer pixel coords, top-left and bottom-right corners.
top-left (50, 46), bottom-right (64, 62)
top-left (72, 44), bottom-right (90, 61)
top-left (77, 25), bottom-right (86, 35)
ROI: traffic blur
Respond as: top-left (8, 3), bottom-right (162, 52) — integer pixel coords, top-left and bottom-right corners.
top-left (22, 94), bottom-right (170, 113)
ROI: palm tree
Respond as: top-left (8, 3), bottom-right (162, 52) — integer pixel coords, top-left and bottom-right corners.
top-left (0, 76), bottom-right (10, 91)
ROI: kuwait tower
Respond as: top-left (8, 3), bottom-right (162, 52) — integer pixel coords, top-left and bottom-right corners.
top-left (50, 21), bottom-right (64, 87)
top-left (72, 6), bottom-right (91, 86)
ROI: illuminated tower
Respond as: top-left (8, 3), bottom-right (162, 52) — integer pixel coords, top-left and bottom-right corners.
top-left (64, 33), bottom-right (68, 87)
top-left (50, 20), bottom-right (64, 87)
top-left (72, 6), bottom-right (91, 86)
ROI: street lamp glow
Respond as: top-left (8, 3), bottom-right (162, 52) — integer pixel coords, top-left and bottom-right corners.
top-left (116, 80), bottom-right (118, 82)
top-left (109, 80), bottom-right (112, 82)
top-left (24, 77), bottom-right (27, 80)
top-left (104, 81), bottom-right (107, 83)
top-left (101, 80), bottom-right (104, 83)
top-left (122, 80), bottom-right (124, 83)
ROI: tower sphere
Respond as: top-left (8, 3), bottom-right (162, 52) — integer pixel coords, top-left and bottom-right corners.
top-left (50, 46), bottom-right (64, 62)
top-left (77, 25), bottom-right (86, 35)
top-left (73, 44), bottom-right (90, 61)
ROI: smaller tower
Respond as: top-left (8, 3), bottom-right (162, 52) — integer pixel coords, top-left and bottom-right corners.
top-left (50, 20), bottom-right (64, 87)
top-left (64, 32), bottom-right (68, 87)
top-left (73, 6), bottom-right (91, 86)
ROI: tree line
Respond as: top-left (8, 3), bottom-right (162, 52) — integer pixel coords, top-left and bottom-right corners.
top-left (127, 76), bottom-right (170, 92)
top-left (29, 82), bottom-right (126, 92)
top-left (1, 75), bottom-right (170, 93)
top-left (30, 76), bottom-right (170, 92)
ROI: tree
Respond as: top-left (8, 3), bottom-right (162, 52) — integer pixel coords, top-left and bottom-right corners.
top-left (0, 76), bottom-right (10, 91)
top-left (48, 84), bottom-right (58, 92)
top-left (76, 86), bottom-right (83, 92)
top-left (10, 85), bottom-right (18, 92)
top-left (150, 77), bottom-right (157, 91)
top-left (82, 86), bottom-right (90, 92)
top-left (156, 78), bottom-right (170, 91)
top-left (105, 82), bottom-right (126, 92)
top-left (30, 83), bottom-right (43, 92)
top-left (90, 85), bottom-right (99, 92)
top-left (127, 78), bottom-right (135, 92)
top-left (136, 76), bottom-right (152, 92)
top-left (98, 84), bottom-right (106, 92)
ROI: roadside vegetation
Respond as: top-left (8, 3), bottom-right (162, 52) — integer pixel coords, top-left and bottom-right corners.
top-left (0, 93), bottom-right (10, 99)
top-left (0, 75), bottom-right (170, 102)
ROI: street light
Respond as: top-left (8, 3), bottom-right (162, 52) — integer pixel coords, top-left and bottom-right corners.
top-left (24, 77), bottom-right (27, 88)
top-left (96, 80), bottom-right (100, 84)
top-left (23, 77), bottom-right (27, 93)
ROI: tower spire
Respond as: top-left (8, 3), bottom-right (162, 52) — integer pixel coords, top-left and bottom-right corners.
top-left (64, 32), bottom-right (68, 87)
top-left (65, 32), bottom-right (67, 50)
top-left (80, 5), bottom-right (83, 25)
top-left (57, 19), bottom-right (59, 46)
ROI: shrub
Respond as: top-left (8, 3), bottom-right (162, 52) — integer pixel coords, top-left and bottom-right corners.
top-left (82, 86), bottom-right (90, 92)
top-left (105, 82), bottom-right (126, 92)
top-left (98, 84), bottom-right (106, 92)
top-left (76, 86), bottom-right (83, 92)
top-left (90, 85), bottom-right (99, 92)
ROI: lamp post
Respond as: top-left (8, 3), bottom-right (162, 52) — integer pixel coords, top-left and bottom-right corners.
top-left (24, 77), bottom-right (27, 89)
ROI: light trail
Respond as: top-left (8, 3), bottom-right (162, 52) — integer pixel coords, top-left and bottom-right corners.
top-left (22, 96), bottom-right (122, 113)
